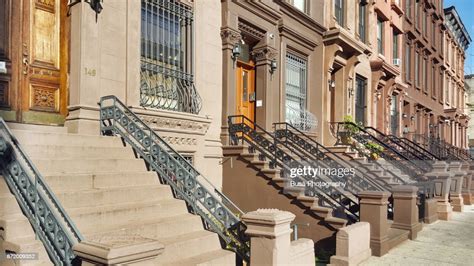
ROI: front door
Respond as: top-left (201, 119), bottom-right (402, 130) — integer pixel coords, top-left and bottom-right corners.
top-left (236, 61), bottom-right (255, 122)
top-left (355, 75), bottom-right (366, 125)
top-left (0, 0), bottom-right (69, 124)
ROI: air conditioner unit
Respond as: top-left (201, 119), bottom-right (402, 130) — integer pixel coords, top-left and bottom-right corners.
top-left (393, 58), bottom-right (401, 66)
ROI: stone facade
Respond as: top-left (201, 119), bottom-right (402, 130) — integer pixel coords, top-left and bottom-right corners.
top-left (401, 1), bottom-right (471, 148)
top-left (66, 0), bottom-right (225, 187)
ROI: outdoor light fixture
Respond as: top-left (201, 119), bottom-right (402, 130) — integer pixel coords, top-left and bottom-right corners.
top-left (231, 44), bottom-right (240, 68)
top-left (402, 113), bottom-right (408, 118)
top-left (328, 80), bottom-right (336, 89)
top-left (269, 59), bottom-right (277, 75)
top-left (410, 115), bottom-right (415, 121)
top-left (68, 0), bottom-right (103, 21)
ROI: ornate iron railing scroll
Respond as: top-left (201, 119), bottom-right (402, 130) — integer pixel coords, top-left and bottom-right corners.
top-left (0, 118), bottom-right (83, 265)
top-left (99, 96), bottom-right (249, 262)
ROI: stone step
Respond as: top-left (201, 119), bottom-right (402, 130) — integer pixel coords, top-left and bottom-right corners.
top-left (85, 213), bottom-right (203, 239)
top-left (32, 158), bottom-right (146, 174)
top-left (154, 230), bottom-right (222, 264)
top-left (1, 236), bottom-right (51, 264)
top-left (68, 199), bottom-right (188, 233)
top-left (162, 249), bottom-right (235, 266)
top-left (7, 122), bottom-right (67, 134)
top-left (22, 144), bottom-right (135, 160)
top-left (0, 195), bottom-right (21, 216)
top-left (0, 214), bottom-right (32, 240)
top-left (12, 130), bottom-right (122, 147)
top-left (57, 185), bottom-right (172, 208)
top-left (44, 172), bottom-right (159, 192)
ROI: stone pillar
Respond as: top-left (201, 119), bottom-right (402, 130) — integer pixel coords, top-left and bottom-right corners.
top-left (251, 38), bottom-right (278, 131)
top-left (73, 233), bottom-right (163, 265)
top-left (448, 162), bottom-right (465, 212)
top-left (242, 209), bottom-right (295, 265)
top-left (220, 23), bottom-right (241, 144)
top-left (65, 1), bottom-right (128, 135)
top-left (391, 186), bottom-right (422, 240)
top-left (330, 222), bottom-right (372, 266)
top-left (358, 191), bottom-right (391, 256)
top-left (425, 161), bottom-right (453, 220)
top-left (461, 163), bottom-right (473, 205)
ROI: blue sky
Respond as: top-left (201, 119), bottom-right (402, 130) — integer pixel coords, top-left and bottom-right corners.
top-left (445, 0), bottom-right (474, 74)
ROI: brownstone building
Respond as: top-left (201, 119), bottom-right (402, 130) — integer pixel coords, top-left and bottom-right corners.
top-left (402, 0), bottom-right (470, 148)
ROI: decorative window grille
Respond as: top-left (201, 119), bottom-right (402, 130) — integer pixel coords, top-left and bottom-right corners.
top-left (285, 53), bottom-right (317, 131)
top-left (140, 0), bottom-right (202, 114)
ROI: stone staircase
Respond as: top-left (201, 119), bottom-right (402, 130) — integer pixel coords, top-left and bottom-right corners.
top-left (222, 145), bottom-right (347, 252)
top-left (0, 124), bottom-right (234, 265)
top-left (327, 146), bottom-right (412, 186)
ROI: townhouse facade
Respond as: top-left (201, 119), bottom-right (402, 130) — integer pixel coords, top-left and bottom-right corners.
top-left (401, 1), bottom-right (470, 149)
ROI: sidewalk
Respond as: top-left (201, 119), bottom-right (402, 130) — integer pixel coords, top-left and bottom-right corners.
top-left (361, 204), bottom-right (474, 265)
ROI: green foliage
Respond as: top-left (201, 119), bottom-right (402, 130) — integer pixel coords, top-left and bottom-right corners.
top-left (342, 115), bottom-right (361, 136)
top-left (364, 141), bottom-right (384, 154)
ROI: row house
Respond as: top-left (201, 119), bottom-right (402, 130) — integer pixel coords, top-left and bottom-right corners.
top-left (402, 0), bottom-right (471, 149)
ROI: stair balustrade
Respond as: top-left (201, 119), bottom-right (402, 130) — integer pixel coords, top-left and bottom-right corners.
top-left (228, 115), bottom-right (360, 222)
top-left (0, 118), bottom-right (83, 265)
top-left (332, 122), bottom-right (428, 180)
top-left (99, 95), bottom-right (250, 263)
top-left (273, 122), bottom-right (388, 193)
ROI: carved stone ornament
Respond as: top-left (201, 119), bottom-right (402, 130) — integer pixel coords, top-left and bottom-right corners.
top-left (220, 28), bottom-right (241, 46)
top-left (138, 114), bottom-right (210, 136)
top-left (251, 46), bottom-right (278, 62)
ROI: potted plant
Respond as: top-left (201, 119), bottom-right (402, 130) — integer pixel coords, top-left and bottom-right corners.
top-left (364, 141), bottom-right (384, 160)
top-left (340, 115), bottom-right (360, 145)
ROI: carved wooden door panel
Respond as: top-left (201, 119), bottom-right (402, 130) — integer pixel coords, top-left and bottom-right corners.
top-left (0, 0), bottom-right (68, 124)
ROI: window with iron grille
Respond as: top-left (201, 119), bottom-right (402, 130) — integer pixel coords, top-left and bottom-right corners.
top-left (140, 0), bottom-right (202, 114)
top-left (285, 53), bottom-right (315, 131)
top-left (335, 0), bottom-right (344, 26)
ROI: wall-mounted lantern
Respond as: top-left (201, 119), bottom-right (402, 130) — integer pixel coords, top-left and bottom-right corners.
top-left (410, 115), bottom-right (415, 121)
top-left (328, 80), bottom-right (336, 89)
top-left (269, 59), bottom-right (277, 75)
top-left (68, 0), bottom-right (103, 21)
top-left (231, 44), bottom-right (240, 68)
top-left (402, 113), bottom-right (408, 118)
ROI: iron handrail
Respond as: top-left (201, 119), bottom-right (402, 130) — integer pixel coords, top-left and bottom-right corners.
top-left (363, 126), bottom-right (433, 168)
top-left (0, 118), bottom-right (83, 265)
top-left (229, 115), bottom-right (360, 222)
top-left (333, 122), bottom-right (427, 180)
top-left (392, 136), bottom-right (439, 160)
top-left (99, 95), bottom-right (249, 262)
top-left (273, 122), bottom-right (388, 192)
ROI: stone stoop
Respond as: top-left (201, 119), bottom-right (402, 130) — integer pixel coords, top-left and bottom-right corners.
top-left (0, 128), bottom-right (234, 265)
top-left (0, 179), bottom-right (53, 266)
top-left (222, 145), bottom-right (347, 252)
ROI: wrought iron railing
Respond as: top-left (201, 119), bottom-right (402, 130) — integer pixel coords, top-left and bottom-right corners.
top-left (410, 134), bottom-right (470, 161)
top-left (99, 96), bottom-right (249, 262)
top-left (331, 122), bottom-right (427, 180)
top-left (273, 122), bottom-right (388, 192)
top-left (0, 118), bottom-right (83, 265)
top-left (363, 127), bottom-right (433, 171)
top-left (229, 115), bottom-right (360, 222)
top-left (140, 0), bottom-right (202, 114)
top-left (390, 136), bottom-right (439, 161)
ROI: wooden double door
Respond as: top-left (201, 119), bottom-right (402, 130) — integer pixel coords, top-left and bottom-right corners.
top-left (0, 0), bottom-right (69, 125)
